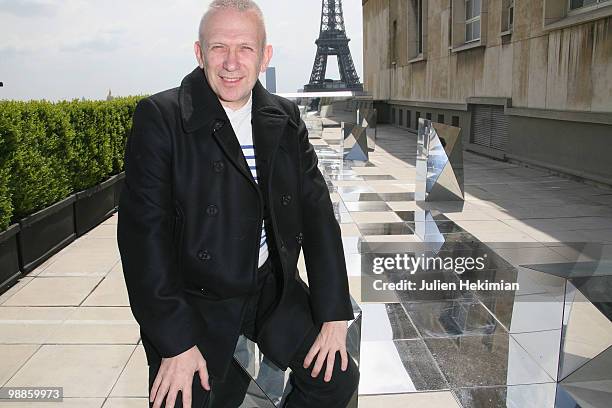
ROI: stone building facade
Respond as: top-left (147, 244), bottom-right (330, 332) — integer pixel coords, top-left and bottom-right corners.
top-left (362, 0), bottom-right (612, 185)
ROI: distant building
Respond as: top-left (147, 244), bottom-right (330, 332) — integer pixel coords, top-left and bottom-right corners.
top-left (362, 0), bottom-right (612, 186)
top-left (265, 67), bottom-right (277, 93)
top-left (106, 89), bottom-right (114, 101)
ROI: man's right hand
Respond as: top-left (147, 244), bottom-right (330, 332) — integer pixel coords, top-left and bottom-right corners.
top-left (150, 345), bottom-right (210, 408)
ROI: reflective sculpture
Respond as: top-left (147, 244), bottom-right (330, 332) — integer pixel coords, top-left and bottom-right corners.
top-left (342, 122), bottom-right (369, 161)
top-left (414, 209), bottom-right (445, 244)
top-left (518, 259), bottom-right (612, 407)
top-left (357, 108), bottom-right (377, 152)
top-left (228, 296), bottom-right (362, 407)
top-left (416, 119), bottom-right (464, 202)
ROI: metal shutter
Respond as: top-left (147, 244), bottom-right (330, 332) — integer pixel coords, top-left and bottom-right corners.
top-left (471, 105), bottom-right (508, 152)
top-left (490, 106), bottom-right (509, 151)
top-left (471, 105), bottom-right (492, 147)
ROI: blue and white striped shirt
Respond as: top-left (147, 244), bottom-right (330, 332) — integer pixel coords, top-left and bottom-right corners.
top-left (222, 93), bottom-right (268, 268)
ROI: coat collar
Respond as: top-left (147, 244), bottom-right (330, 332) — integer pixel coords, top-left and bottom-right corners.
top-left (179, 66), bottom-right (289, 133)
top-left (178, 67), bottom-right (291, 197)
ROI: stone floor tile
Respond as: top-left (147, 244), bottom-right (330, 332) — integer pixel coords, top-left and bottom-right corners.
top-left (38, 256), bottom-right (118, 277)
top-left (82, 224), bottom-right (119, 239)
top-left (359, 392), bottom-right (460, 408)
top-left (2, 277), bottom-right (102, 306)
top-left (102, 398), bottom-right (148, 408)
top-left (0, 277), bottom-right (34, 305)
top-left (110, 346), bottom-right (148, 398)
top-left (0, 398), bottom-right (104, 408)
top-left (340, 223), bottom-right (361, 237)
top-left (4, 344), bottom-right (135, 397)
top-left (350, 212), bottom-right (402, 224)
top-left (0, 344), bottom-right (39, 386)
top-left (45, 307), bottom-right (139, 344)
top-left (0, 307), bottom-right (75, 343)
top-left (82, 274), bottom-right (130, 307)
top-left (387, 201), bottom-right (420, 211)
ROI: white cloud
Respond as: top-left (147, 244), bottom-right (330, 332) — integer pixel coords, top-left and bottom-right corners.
top-left (0, 0), bottom-right (364, 101)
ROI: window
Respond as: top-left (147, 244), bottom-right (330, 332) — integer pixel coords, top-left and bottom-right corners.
top-left (570, 0), bottom-right (610, 11)
top-left (399, 109), bottom-right (404, 126)
top-left (438, 114), bottom-right (445, 123)
top-left (407, 110), bottom-right (412, 128)
top-left (391, 108), bottom-right (396, 124)
top-left (501, 0), bottom-right (514, 32)
top-left (391, 20), bottom-right (398, 66)
top-left (451, 0), bottom-right (487, 49)
top-left (465, 0), bottom-right (481, 42)
top-left (544, 0), bottom-right (612, 28)
top-left (417, 0), bottom-right (424, 54)
top-left (416, 111), bottom-right (421, 127)
top-left (426, 112), bottom-right (432, 120)
top-left (452, 116), bottom-right (460, 127)
top-left (408, 0), bottom-right (428, 60)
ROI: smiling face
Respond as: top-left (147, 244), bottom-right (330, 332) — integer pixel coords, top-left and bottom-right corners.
top-left (194, 7), bottom-right (273, 110)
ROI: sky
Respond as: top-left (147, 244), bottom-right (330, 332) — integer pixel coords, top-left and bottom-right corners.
top-left (0, 0), bottom-right (364, 101)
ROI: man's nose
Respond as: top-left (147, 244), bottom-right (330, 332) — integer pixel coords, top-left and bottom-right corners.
top-left (223, 48), bottom-right (239, 71)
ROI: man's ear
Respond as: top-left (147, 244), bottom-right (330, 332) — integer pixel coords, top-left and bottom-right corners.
top-left (260, 44), bottom-right (273, 73)
top-left (194, 41), bottom-right (205, 69)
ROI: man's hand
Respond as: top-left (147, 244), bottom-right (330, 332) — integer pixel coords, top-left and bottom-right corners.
top-left (150, 345), bottom-right (210, 408)
top-left (303, 320), bottom-right (348, 382)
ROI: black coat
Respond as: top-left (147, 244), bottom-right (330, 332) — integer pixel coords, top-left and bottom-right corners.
top-left (116, 67), bottom-right (353, 381)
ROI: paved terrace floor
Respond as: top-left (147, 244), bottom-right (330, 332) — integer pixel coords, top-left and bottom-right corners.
top-left (1, 114), bottom-right (611, 408)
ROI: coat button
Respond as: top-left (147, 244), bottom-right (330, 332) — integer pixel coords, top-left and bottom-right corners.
top-left (197, 250), bottom-right (211, 261)
top-left (206, 204), bottom-right (218, 216)
top-left (280, 194), bottom-right (292, 206)
top-left (296, 232), bottom-right (303, 245)
top-left (212, 160), bottom-right (225, 173)
top-left (212, 120), bottom-right (225, 132)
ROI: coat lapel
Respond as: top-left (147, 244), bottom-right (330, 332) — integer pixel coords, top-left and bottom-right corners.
top-left (251, 81), bottom-right (289, 191)
top-left (212, 123), bottom-right (252, 182)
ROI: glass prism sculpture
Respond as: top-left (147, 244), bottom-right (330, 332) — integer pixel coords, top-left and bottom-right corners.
top-left (357, 108), bottom-right (377, 152)
top-left (342, 122), bottom-right (369, 162)
top-left (416, 118), bottom-right (464, 202)
top-left (220, 296), bottom-right (362, 407)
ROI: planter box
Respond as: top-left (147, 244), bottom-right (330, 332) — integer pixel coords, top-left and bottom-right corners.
top-left (74, 175), bottom-right (120, 237)
top-left (0, 224), bottom-right (22, 295)
top-left (114, 172), bottom-right (125, 208)
top-left (18, 194), bottom-right (76, 274)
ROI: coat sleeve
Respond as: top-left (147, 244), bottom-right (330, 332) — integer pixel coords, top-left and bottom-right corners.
top-left (117, 97), bottom-right (205, 358)
top-left (294, 104), bottom-right (354, 324)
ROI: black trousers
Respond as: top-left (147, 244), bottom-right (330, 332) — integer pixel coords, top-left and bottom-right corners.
top-left (148, 256), bottom-right (360, 408)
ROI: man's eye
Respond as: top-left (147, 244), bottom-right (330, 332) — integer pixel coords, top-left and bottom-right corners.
top-left (242, 46), bottom-right (254, 51)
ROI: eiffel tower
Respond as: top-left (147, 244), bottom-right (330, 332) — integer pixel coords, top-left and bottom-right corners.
top-left (304, 0), bottom-right (363, 92)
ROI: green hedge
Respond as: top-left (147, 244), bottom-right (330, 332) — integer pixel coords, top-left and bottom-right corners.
top-left (0, 97), bottom-right (141, 231)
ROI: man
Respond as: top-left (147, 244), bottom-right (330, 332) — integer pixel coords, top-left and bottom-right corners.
top-left (117, 1), bottom-right (359, 407)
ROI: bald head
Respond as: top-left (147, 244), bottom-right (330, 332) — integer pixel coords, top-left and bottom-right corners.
top-left (198, 0), bottom-right (267, 51)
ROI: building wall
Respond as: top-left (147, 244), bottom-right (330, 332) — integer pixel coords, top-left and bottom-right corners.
top-left (363, 0), bottom-right (612, 110)
top-left (362, 0), bottom-right (612, 185)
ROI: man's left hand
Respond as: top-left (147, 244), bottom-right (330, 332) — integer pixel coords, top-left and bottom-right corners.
top-left (303, 320), bottom-right (348, 382)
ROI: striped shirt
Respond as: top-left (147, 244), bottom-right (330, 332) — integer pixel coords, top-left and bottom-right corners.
top-left (222, 93), bottom-right (268, 268)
